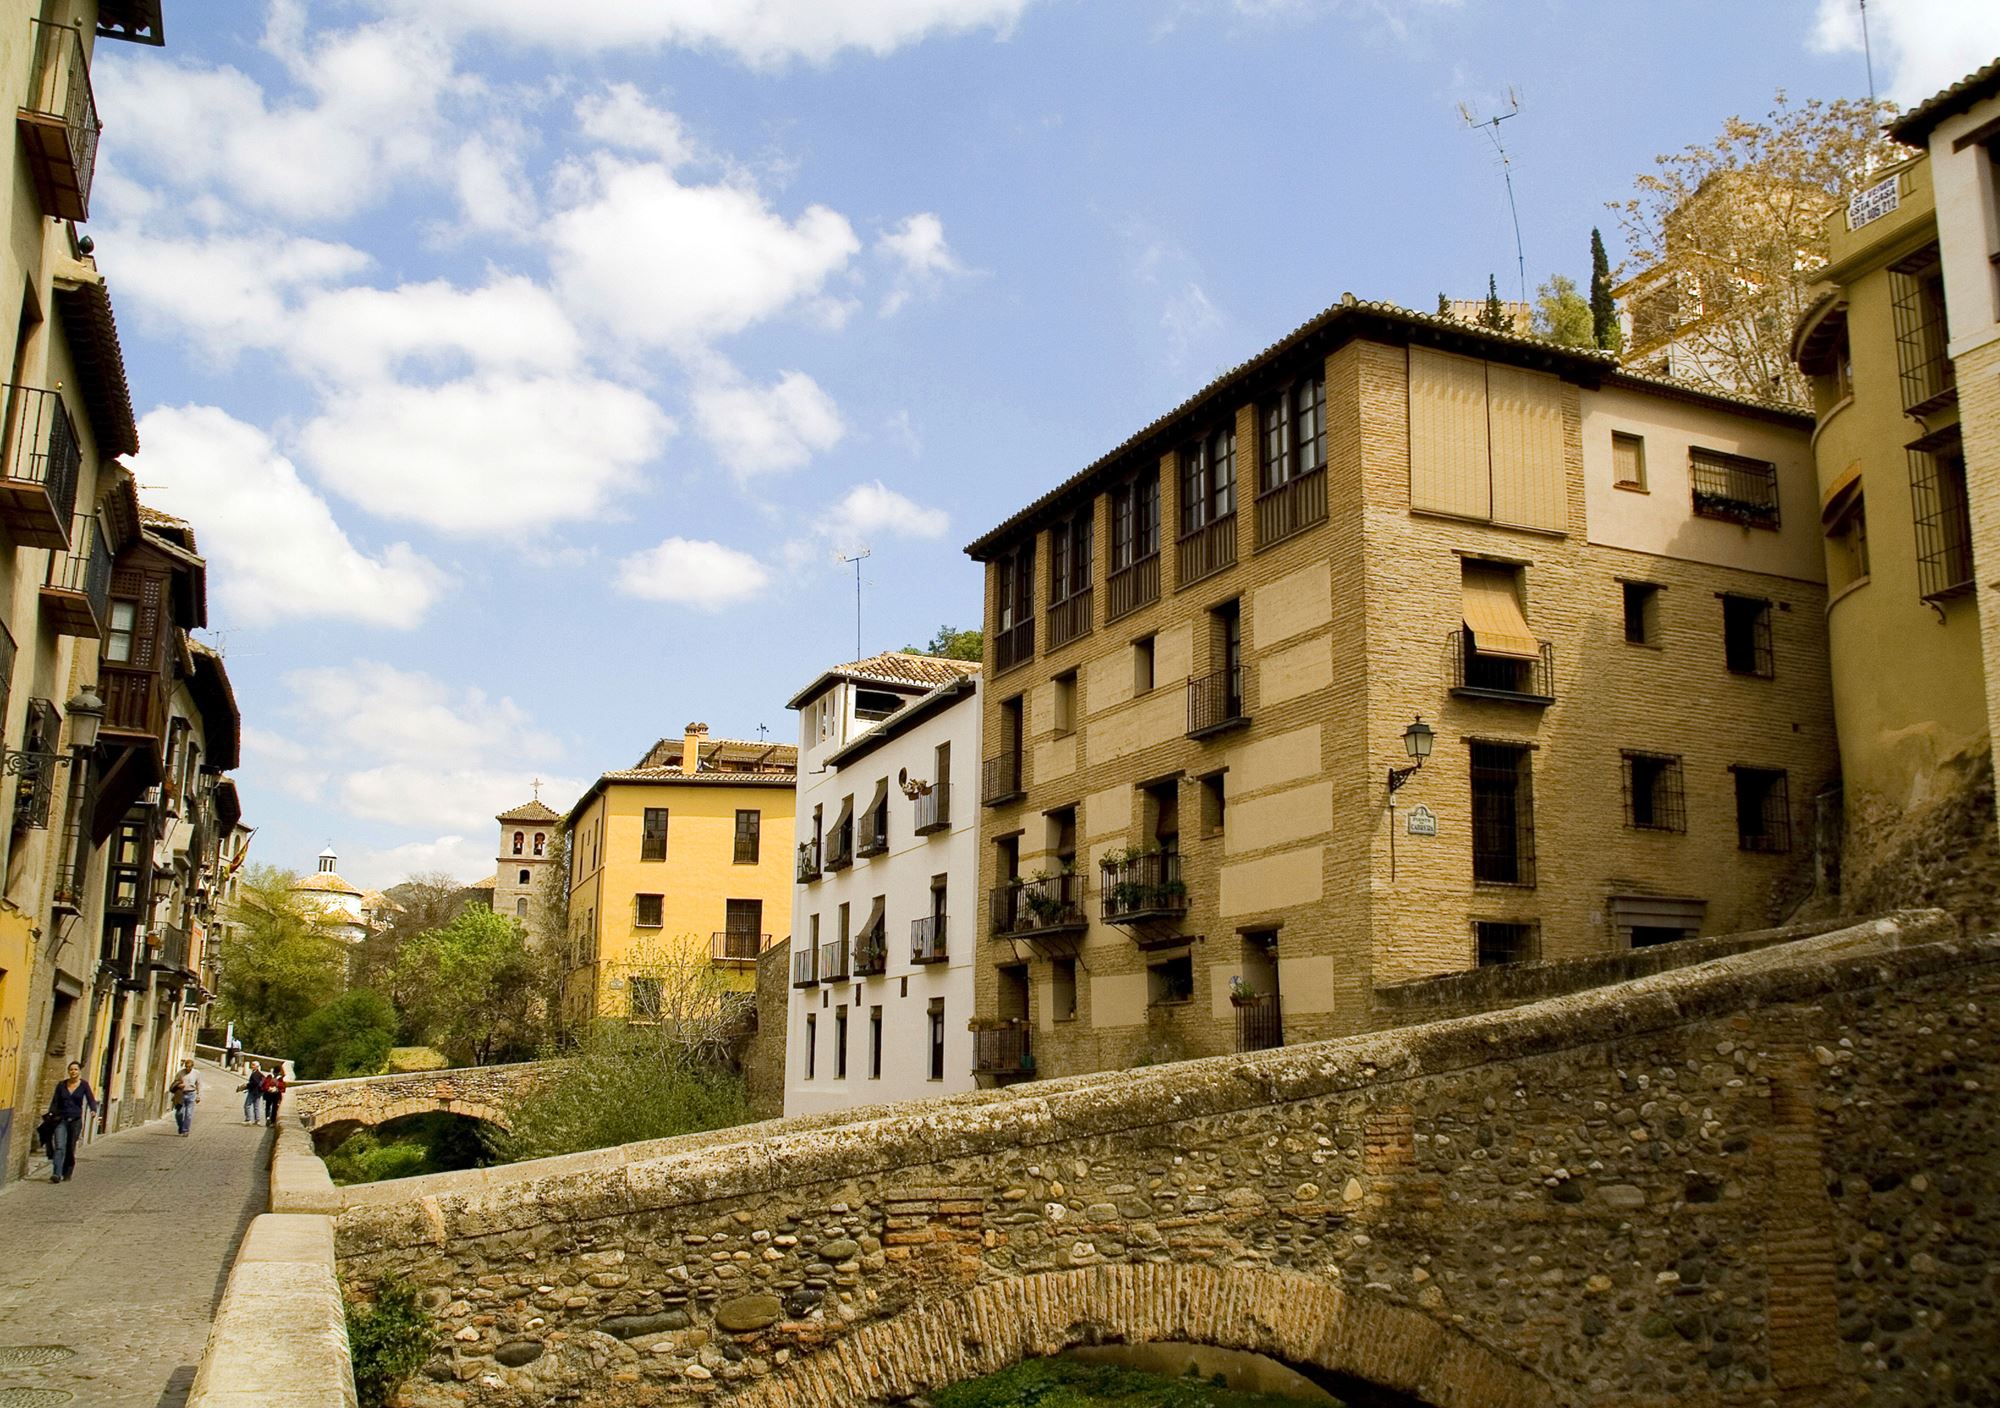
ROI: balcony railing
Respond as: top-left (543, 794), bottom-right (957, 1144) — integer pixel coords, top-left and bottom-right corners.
top-left (825, 821), bottom-right (854, 871)
top-left (0, 386), bottom-right (81, 549)
top-left (17, 20), bottom-right (100, 222)
top-left (819, 938), bottom-right (850, 984)
top-left (1106, 555), bottom-right (1160, 621)
top-left (1100, 851), bottom-right (1187, 925)
top-left (1255, 467), bottom-right (1327, 550)
top-left (796, 839), bottom-right (822, 883)
top-left (1890, 254), bottom-right (1956, 416)
top-left (1046, 590), bottom-right (1092, 650)
top-left (913, 782), bottom-right (951, 835)
top-left (791, 946), bottom-right (818, 988)
top-left (711, 930), bottom-right (769, 967)
top-left (1177, 513), bottom-right (1237, 589)
top-left (1447, 631), bottom-right (1556, 705)
top-left (971, 1025), bottom-right (1033, 1080)
top-left (852, 925), bottom-right (888, 977)
top-left (1187, 667), bottom-right (1250, 738)
top-left (40, 514), bottom-right (110, 638)
top-left (911, 913), bottom-right (948, 964)
top-left (857, 808), bottom-right (888, 857)
top-left (991, 872), bottom-right (1087, 937)
top-left (1234, 994), bottom-right (1283, 1053)
top-left (981, 752), bottom-right (1024, 807)
top-left (994, 619), bottom-right (1035, 673)
top-left (150, 923), bottom-right (191, 975)
top-left (1689, 450), bottom-right (1779, 529)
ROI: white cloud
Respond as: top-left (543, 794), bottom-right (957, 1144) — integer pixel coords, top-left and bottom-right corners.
top-left (616, 538), bottom-right (772, 609)
top-left (876, 212), bottom-right (964, 315)
top-left (133, 406), bottom-right (445, 628)
top-left (576, 83), bottom-right (699, 167)
top-left (691, 366), bottom-right (845, 479)
top-left (819, 480), bottom-right (949, 549)
top-left (548, 158), bottom-right (861, 349)
top-left (99, 231), bottom-right (371, 362)
top-left (297, 373), bottom-right (672, 535)
top-left (1810, 0), bottom-right (2000, 106)
top-left (340, 765), bottom-right (583, 834)
top-left (370, 0), bottom-right (1036, 67)
top-left (451, 130), bottom-right (540, 238)
top-left (280, 660), bottom-right (558, 765)
top-left (337, 834), bottom-right (495, 889)
top-left (287, 276), bottom-right (584, 386)
top-left (1161, 282), bottom-right (1224, 362)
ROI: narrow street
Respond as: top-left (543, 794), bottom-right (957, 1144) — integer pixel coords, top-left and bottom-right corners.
top-left (0, 1062), bottom-right (270, 1408)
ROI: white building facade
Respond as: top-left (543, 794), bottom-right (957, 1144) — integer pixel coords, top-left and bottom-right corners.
top-left (784, 654), bottom-right (981, 1116)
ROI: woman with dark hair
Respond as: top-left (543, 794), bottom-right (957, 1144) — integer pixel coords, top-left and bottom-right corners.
top-left (261, 1069), bottom-right (286, 1126)
top-left (45, 1061), bottom-right (97, 1182)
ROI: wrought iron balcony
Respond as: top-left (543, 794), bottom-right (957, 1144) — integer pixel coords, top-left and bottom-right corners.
top-left (857, 808), bottom-right (888, 857)
top-left (991, 872), bottom-right (1086, 938)
top-left (0, 386), bottom-right (81, 549)
top-left (913, 781), bottom-right (951, 835)
top-left (796, 839), bottom-right (822, 883)
top-left (17, 20), bottom-right (100, 222)
top-left (971, 1025), bottom-right (1033, 1081)
top-left (711, 930), bottom-right (769, 967)
top-left (1689, 449), bottom-right (1780, 529)
top-left (981, 752), bottom-right (1024, 807)
top-left (911, 913), bottom-right (948, 964)
top-left (1447, 630), bottom-right (1555, 705)
top-left (791, 946), bottom-right (818, 988)
top-left (825, 821), bottom-right (854, 871)
top-left (1100, 851), bottom-right (1187, 928)
top-left (852, 925), bottom-right (888, 977)
top-left (1234, 993), bottom-right (1283, 1053)
top-left (40, 513), bottom-right (110, 638)
top-left (1187, 666), bottom-right (1250, 738)
top-left (819, 937), bottom-right (850, 984)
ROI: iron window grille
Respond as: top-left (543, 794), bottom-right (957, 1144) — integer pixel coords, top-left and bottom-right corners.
top-left (1621, 752), bottom-right (1687, 832)
top-left (1469, 741), bottom-right (1536, 888)
top-left (1474, 920), bottom-right (1540, 967)
top-left (1689, 448), bottom-right (1780, 528)
top-left (1721, 595), bottom-right (1774, 678)
top-left (1732, 766), bottom-right (1792, 853)
top-left (1888, 249), bottom-right (1955, 415)
top-left (1908, 427), bottom-right (1974, 601)
top-left (635, 893), bottom-right (663, 927)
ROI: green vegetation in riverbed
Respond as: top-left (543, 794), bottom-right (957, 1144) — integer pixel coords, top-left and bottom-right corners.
top-left (345, 1277), bottom-right (437, 1408)
top-left (934, 1358), bottom-right (1336, 1407)
top-left (324, 1112), bottom-right (492, 1185)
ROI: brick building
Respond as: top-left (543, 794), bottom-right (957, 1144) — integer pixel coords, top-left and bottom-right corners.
top-left (964, 298), bottom-right (1836, 1080)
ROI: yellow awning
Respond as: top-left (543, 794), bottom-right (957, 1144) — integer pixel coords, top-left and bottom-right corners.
top-left (1463, 569), bottom-right (1540, 660)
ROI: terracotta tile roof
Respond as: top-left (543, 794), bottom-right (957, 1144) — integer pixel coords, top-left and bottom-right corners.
top-left (629, 736), bottom-right (800, 772)
top-left (595, 767), bottom-right (798, 786)
top-left (1888, 55), bottom-right (2000, 145)
top-left (293, 872), bottom-right (361, 896)
top-left (785, 652), bottom-right (980, 710)
top-left (496, 799), bottom-right (563, 824)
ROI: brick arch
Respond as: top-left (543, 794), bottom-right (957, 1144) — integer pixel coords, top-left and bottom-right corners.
top-left (298, 1098), bottom-right (512, 1135)
top-left (730, 1264), bottom-right (1559, 1408)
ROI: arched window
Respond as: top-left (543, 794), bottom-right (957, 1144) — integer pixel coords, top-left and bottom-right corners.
top-left (513, 831), bottom-right (524, 854)
top-left (516, 897), bottom-right (528, 917)
top-left (533, 832), bottom-right (546, 856)
top-left (518, 869), bottom-right (530, 885)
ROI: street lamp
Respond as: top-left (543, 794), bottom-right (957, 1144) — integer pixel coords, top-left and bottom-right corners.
top-left (1387, 714), bottom-right (1433, 794)
top-left (0, 686), bottom-right (103, 775)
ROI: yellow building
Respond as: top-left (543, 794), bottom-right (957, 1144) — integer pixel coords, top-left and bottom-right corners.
top-left (564, 723), bottom-right (796, 1020)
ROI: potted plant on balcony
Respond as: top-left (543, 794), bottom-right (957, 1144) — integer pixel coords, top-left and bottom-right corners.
top-left (1229, 975), bottom-right (1260, 1008)
top-left (1018, 866), bottom-right (1075, 928)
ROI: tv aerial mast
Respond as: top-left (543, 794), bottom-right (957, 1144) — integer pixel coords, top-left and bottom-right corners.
top-left (837, 548), bottom-right (871, 659)
top-left (1458, 88), bottom-right (1528, 310)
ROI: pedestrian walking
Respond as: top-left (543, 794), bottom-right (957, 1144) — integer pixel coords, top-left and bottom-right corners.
top-left (238, 1062), bottom-right (264, 1124)
top-left (45, 1061), bottom-right (97, 1183)
top-left (170, 1059), bottom-right (201, 1136)
top-left (261, 1069), bottom-right (286, 1127)
top-left (225, 1036), bottom-right (242, 1071)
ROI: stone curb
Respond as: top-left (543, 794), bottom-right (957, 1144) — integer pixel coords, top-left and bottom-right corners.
top-left (186, 1213), bottom-right (356, 1408)
top-left (272, 1120), bottom-right (341, 1215)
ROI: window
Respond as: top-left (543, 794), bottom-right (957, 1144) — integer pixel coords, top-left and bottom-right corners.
top-left (1824, 482), bottom-right (1869, 593)
top-left (995, 540), bottom-right (1036, 671)
top-left (1721, 595), bottom-right (1774, 677)
top-left (1260, 374), bottom-right (1324, 492)
top-left (1147, 953), bottom-right (1195, 1005)
top-left (855, 688), bottom-right (903, 720)
top-left (533, 832), bottom-right (546, 856)
top-left (734, 809), bottom-right (761, 864)
top-left (1052, 670), bottom-right (1078, 736)
top-left (1474, 921), bottom-right (1539, 967)
top-left (1199, 771), bottom-right (1227, 835)
top-left (641, 807), bottom-right (668, 861)
top-left (927, 999), bottom-right (945, 1081)
top-left (635, 893), bottom-right (663, 927)
top-left (834, 1006), bottom-right (848, 1079)
top-left (629, 976), bottom-right (662, 1020)
top-left (1470, 742), bottom-right (1536, 887)
top-left (104, 599), bottom-right (137, 663)
top-left (1459, 561), bottom-right (1545, 697)
top-left (1622, 752), bottom-right (1686, 832)
top-left (1622, 582), bottom-right (1661, 646)
top-left (1889, 247), bottom-right (1954, 412)
top-left (512, 831), bottom-right (525, 855)
top-left (517, 869), bottom-right (530, 885)
top-left (1110, 468), bottom-right (1160, 571)
top-left (1612, 431), bottom-right (1646, 491)
top-left (1733, 767), bottom-right (1792, 853)
top-left (1909, 428), bottom-right (1973, 600)
top-left (1689, 448), bottom-right (1780, 528)
top-left (805, 1013), bottom-right (817, 1080)
top-left (1143, 778), bottom-right (1180, 856)
top-left (726, 898), bottom-right (763, 941)
top-left (1052, 957), bottom-right (1077, 1021)
top-left (1133, 635), bottom-right (1155, 694)
top-left (1048, 506), bottom-right (1092, 605)
top-left (516, 898), bottom-right (528, 917)
top-left (868, 1006), bottom-right (883, 1079)
top-left (1179, 424), bottom-right (1237, 535)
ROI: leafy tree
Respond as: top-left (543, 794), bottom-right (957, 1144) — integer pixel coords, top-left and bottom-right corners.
top-left (530, 824), bottom-right (576, 1047)
top-left (216, 866), bottom-right (348, 1056)
top-left (292, 989), bottom-right (399, 1079)
top-left (903, 625), bottom-right (982, 661)
top-left (1479, 275), bottom-right (1507, 331)
top-left (345, 1278), bottom-right (436, 1408)
top-left (1609, 90), bottom-right (1902, 405)
top-left (1589, 227), bottom-right (1621, 351)
top-left (1532, 274), bottom-right (1596, 347)
top-left (354, 871), bottom-right (472, 997)
top-left (392, 906), bottom-right (540, 1065)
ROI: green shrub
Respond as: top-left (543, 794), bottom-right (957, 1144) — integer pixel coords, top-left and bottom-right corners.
top-left (293, 989), bottom-right (399, 1079)
top-left (345, 1277), bottom-right (436, 1408)
top-left (323, 1113), bottom-right (495, 1186)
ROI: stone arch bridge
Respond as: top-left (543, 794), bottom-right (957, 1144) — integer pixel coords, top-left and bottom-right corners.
top-left (324, 913), bottom-right (2000, 1407)
top-left (291, 1061), bottom-right (549, 1149)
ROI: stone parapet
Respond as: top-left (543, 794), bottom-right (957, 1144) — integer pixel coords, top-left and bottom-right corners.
top-left (187, 1213), bottom-right (355, 1408)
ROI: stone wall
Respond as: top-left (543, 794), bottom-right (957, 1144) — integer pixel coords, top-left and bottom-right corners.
top-left (1841, 748), bottom-right (1998, 937)
top-left (329, 913), bottom-right (1999, 1407)
top-left (290, 1061), bottom-right (547, 1149)
top-left (743, 938), bottom-right (790, 1121)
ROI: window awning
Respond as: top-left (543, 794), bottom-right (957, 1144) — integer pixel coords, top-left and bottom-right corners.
top-left (1820, 464), bottom-right (1863, 527)
top-left (1462, 570), bottom-right (1540, 660)
top-left (863, 895), bottom-right (886, 940)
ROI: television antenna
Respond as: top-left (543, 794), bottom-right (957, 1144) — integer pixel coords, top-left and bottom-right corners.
top-left (1858, 0), bottom-right (1877, 110)
top-left (1458, 88), bottom-right (1528, 310)
top-left (837, 548), bottom-right (871, 659)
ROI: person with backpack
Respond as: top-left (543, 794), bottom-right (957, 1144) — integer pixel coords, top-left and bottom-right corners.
top-left (44, 1062), bottom-right (97, 1182)
top-left (261, 1069), bottom-right (286, 1126)
top-left (169, 1059), bottom-right (201, 1135)
top-left (238, 1062), bottom-right (264, 1124)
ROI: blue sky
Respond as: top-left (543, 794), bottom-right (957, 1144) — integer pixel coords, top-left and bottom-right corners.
top-left (88, 0), bottom-right (2000, 888)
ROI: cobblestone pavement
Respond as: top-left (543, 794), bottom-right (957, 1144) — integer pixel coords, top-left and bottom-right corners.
top-left (0, 1062), bottom-right (271, 1408)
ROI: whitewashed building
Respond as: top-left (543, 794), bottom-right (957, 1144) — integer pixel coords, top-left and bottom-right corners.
top-left (784, 653), bottom-right (981, 1116)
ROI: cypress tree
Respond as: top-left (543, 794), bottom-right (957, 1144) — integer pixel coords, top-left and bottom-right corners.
top-left (1437, 292), bottom-right (1450, 316)
top-left (1480, 275), bottom-right (1507, 331)
top-left (1589, 228), bottom-right (1619, 350)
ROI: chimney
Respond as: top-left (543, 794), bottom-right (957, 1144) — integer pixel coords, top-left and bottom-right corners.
top-left (682, 722), bottom-right (709, 774)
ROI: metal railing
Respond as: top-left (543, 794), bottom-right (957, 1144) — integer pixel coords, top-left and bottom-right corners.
top-left (913, 782), bottom-right (951, 834)
top-left (911, 913), bottom-right (948, 964)
top-left (1447, 631), bottom-right (1556, 704)
top-left (20, 20), bottom-right (100, 221)
top-left (796, 839), bottom-right (821, 883)
top-left (852, 926), bottom-right (888, 976)
top-left (1106, 555), bottom-right (1160, 621)
top-left (972, 1026), bottom-right (1033, 1078)
top-left (791, 947), bottom-right (818, 988)
top-left (994, 619), bottom-right (1034, 673)
top-left (991, 872), bottom-right (1086, 936)
top-left (1187, 667), bottom-right (1249, 737)
top-left (1100, 851), bottom-right (1186, 924)
top-left (818, 938), bottom-right (850, 983)
top-left (857, 807), bottom-right (888, 857)
top-left (1255, 466), bottom-right (1327, 549)
top-left (1234, 994), bottom-right (1283, 1053)
top-left (1177, 513), bottom-right (1237, 588)
top-left (1689, 449), bottom-right (1779, 528)
top-left (43, 513), bottom-right (110, 635)
top-left (824, 821), bottom-right (854, 871)
top-left (1046, 590), bottom-right (1092, 649)
top-left (0, 385), bottom-right (81, 543)
top-left (981, 752), bottom-right (1023, 806)
top-left (1890, 254), bottom-right (1956, 415)
top-left (711, 930), bottom-right (768, 966)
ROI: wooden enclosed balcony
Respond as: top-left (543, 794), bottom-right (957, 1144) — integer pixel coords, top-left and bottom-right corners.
top-left (39, 513), bottom-right (109, 638)
top-left (98, 665), bottom-right (165, 745)
top-left (0, 386), bottom-right (82, 549)
top-left (17, 20), bottom-right (100, 222)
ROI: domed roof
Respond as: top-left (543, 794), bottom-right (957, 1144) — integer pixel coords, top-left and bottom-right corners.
top-left (294, 871), bottom-right (362, 897)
